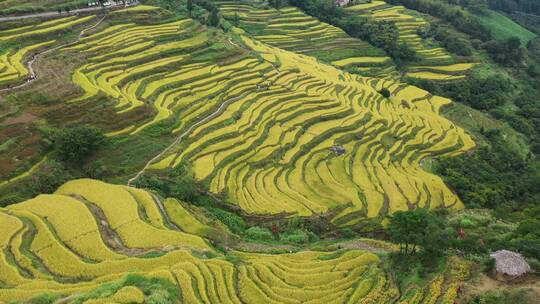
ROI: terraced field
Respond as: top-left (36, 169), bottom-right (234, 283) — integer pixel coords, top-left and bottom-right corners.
top-left (0, 40), bottom-right (54, 85)
top-left (0, 179), bottom-right (468, 303)
top-left (0, 3), bottom-right (475, 226)
top-left (216, 1), bottom-right (396, 77)
top-left (138, 37), bottom-right (474, 226)
top-left (3, 10), bottom-right (470, 226)
top-left (0, 0), bottom-right (102, 15)
top-left (67, 18), bottom-right (250, 135)
top-left (0, 16), bottom-right (95, 42)
top-left (0, 15), bottom-right (95, 87)
top-left (0, 3), bottom-right (504, 303)
top-left (345, 1), bottom-right (476, 81)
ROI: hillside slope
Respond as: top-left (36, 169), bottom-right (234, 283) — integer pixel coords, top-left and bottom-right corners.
top-left (0, 179), bottom-right (469, 303)
top-left (0, 6), bottom-right (475, 228)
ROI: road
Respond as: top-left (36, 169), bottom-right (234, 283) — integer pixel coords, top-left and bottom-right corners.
top-left (0, 1), bottom-right (138, 22)
top-left (127, 90), bottom-right (254, 186)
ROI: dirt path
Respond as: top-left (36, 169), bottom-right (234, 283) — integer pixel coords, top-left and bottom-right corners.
top-left (127, 90), bottom-right (253, 186)
top-left (331, 239), bottom-right (390, 253)
top-left (0, 15), bottom-right (107, 94)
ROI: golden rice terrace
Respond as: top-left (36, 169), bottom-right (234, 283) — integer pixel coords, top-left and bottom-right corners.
top-left (0, 5), bottom-right (475, 226)
top-left (0, 179), bottom-right (470, 303)
top-left (0, 0), bottom-right (499, 302)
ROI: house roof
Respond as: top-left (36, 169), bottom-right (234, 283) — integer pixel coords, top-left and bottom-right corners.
top-left (490, 250), bottom-right (531, 277)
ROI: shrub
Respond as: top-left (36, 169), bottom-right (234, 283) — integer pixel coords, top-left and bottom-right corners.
top-left (379, 88), bottom-right (391, 98)
top-left (147, 289), bottom-right (174, 304)
top-left (339, 228), bottom-right (356, 239)
top-left (246, 226), bottom-right (274, 241)
top-left (28, 159), bottom-right (72, 194)
top-left (29, 293), bottom-right (62, 304)
top-left (279, 229), bottom-right (318, 244)
top-left (51, 125), bottom-right (106, 165)
top-left (206, 207), bottom-right (246, 234)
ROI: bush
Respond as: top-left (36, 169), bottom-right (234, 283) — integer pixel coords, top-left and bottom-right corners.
top-left (28, 160), bottom-right (72, 194)
top-left (29, 293), bottom-right (62, 304)
top-left (51, 125), bottom-right (105, 165)
top-left (246, 226), bottom-right (274, 241)
top-left (206, 207), bottom-right (246, 234)
top-left (279, 229), bottom-right (319, 244)
top-left (379, 88), bottom-right (391, 98)
top-left (339, 228), bottom-right (356, 239)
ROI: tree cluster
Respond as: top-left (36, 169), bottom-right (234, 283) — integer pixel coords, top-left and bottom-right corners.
top-left (484, 36), bottom-right (525, 65)
top-left (288, 0), bottom-right (417, 64)
top-left (488, 0), bottom-right (540, 15)
top-left (386, 0), bottom-right (492, 40)
top-left (388, 208), bottom-right (454, 258)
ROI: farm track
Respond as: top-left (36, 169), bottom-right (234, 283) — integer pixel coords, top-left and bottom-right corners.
top-left (127, 90), bottom-right (255, 186)
top-left (0, 15), bottom-right (107, 94)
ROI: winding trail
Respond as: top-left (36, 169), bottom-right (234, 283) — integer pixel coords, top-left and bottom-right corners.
top-left (0, 15), bottom-right (106, 94)
top-left (127, 91), bottom-right (252, 186)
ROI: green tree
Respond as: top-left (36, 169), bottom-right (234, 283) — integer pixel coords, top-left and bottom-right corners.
top-left (208, 7), bottom-right (220, 27)
top-left (233, 12), bottom-right (240, 26)
top-left (469, 0), bottom-right (488, 14)
top-left (270, 0), bottom-right (283, 9)
top-left (187, 0), bottom-right (193, 12)
top-left (379, 87), bottom-right (391, 98)
top-left (53, 125), bottom-right (105, 165)
top-left (388, 209), bottom-right (453, 257)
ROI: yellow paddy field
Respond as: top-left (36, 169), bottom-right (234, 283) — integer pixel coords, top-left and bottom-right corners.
top-left (0, 179), bottom-right (470, 303)
top-left (0, 9), bottom-right (472, 225)
top-left (346, 1), bottom-right (476, 81)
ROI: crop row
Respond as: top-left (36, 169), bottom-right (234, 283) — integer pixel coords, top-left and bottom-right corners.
top-left (147, 38), bottom-right (474, 224)
top-left (0, 40), bottom-right (56, 86)
top-left (0, 16), bottom-right (95, 42)
top-left (0, 178), bottom-right (467, 303)
top-left (215, 1), bottom-right (395, 77)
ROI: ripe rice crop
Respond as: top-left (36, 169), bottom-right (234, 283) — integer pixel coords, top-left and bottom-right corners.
top-left (345, 1), bottom-right (475, 80)
top-left (0, 16), bottom-right (94, 42)
top-left (0, 180), bottom-right (467, 303)
top-left (144, 37), bottom-right (475, 223)
top-left (0, 40), bottom-right (55, 84)
top-left (55, 179), bottom-right (211, 251)
top-left (215, 2), bottom-right (394, 77)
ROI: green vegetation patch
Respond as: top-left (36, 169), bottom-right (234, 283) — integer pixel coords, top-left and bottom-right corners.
top-left (477, 10), bottom-right (536, 45)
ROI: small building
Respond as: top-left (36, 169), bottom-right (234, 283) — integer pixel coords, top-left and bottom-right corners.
top-left (330, 145), bottom-right (346, 156)
top-left (490, 250), bottom-right (531, 280)
top-left (336, 0), bottom-right (351, 7)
